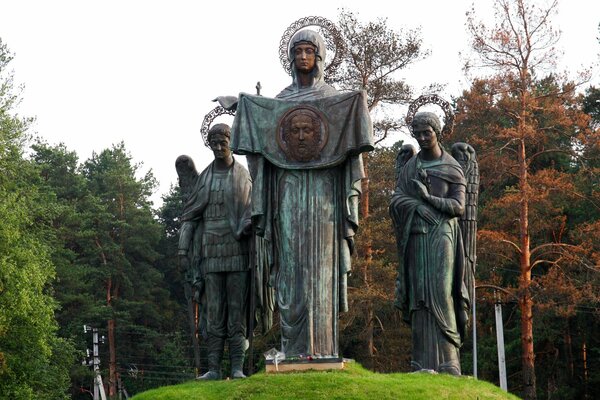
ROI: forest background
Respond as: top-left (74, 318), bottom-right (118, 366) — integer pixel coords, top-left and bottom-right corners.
top-left (1, 1), bottom-right (599, 399)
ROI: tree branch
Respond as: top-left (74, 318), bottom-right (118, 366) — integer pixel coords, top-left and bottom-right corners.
top-left (530, 242), bottom-right (580, 255)
top-left (476, 284), bottom-right (519, 301)
top-left (499, 238), bottom-right (522, 254)
top-left (528, 148), bottom-right (573, 161)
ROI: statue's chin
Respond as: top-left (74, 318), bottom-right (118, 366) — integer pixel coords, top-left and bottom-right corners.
top-left (290, 151), bottom-right (314, 162)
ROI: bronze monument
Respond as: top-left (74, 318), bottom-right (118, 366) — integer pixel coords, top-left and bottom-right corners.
top-left (230, 22), bottom-right (374, 360)
top-left (390, 97), bottom-right (478, 375)
top-left (176, 123), bottom-right (253, 380)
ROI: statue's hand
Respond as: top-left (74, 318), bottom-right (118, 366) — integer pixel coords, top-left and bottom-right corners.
top-left (457, 306), bottom-right (469, 331)
top-left (179, 254), bottom-right (190, 271)
top-left (412, 179), bottom-right (429, 199)
top-left (416, 204), bottom-right (439, 225)
top-left (242, 220), bottom-right (252, 236)
top-left (193, 277), bottom-right (205, 303)
top-left (346, 237), bottom-right (355, 255)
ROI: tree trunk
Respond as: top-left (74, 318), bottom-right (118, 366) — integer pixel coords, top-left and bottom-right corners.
top-left (519, 284), bottom-right (535, 399)
top-left (518, 138), bottom-right (536, 400)
top-left (108, 318), bottom-right (117, 398)
top-left (95, 239), bottom-right (117, 397)
top-left (565, 322), bottom-right (574, 378)
top-left (106, 274), bottom-right (117, 398)
top-left (582, 339), bottom-right (589, 399)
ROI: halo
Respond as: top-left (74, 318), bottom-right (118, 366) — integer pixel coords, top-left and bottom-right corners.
top-left (278, 16), bottom-right (345, 77)
top-left (200, 105), bottom-right (236, 147)
top-left (405, 94), bottom-right (455, 139)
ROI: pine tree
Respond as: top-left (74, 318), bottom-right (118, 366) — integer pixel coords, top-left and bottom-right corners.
top-left (460, 2), bottom-right (599, 396)
top-left (0, 38), bottom-right (75, 400)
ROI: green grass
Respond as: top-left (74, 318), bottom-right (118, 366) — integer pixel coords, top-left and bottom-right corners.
top-left (131, 362), bottom-right (520, 400)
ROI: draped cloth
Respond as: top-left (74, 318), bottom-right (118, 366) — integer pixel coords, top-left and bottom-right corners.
top-left (390, 150), bottom-right (471, 374)
top-left (231, 92), bottom-right (373, 169)
top-left (231, 91), bottom-right (373, 358)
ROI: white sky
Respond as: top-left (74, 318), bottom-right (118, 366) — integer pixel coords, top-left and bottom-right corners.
top-left (1, 0), bottom-right (598, 207)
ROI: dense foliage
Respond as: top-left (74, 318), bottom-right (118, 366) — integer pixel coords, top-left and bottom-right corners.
top-left (0, 38), bottom-right (75, 400)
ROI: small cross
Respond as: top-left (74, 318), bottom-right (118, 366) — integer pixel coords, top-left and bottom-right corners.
top-left (256, 81), bottom-right (262, 96)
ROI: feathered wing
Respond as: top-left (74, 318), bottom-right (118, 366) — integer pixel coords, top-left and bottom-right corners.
top-left (175, 155), bottom-right (206, 337)
top-left (175, 155), bottom-right (199, 202)
top-left (451, 142), bottom-right (479, 305)
top-left (395, 144), bottom-right (417, 182)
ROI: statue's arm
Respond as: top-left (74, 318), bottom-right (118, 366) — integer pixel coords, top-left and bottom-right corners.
top-left (422, 182), bottom-right (466, 217)
top-left (178, 220), bottom-right (196, 257)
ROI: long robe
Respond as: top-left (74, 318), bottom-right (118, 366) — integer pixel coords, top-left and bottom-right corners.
top-left (231, 28), bottom-right (373, 358)
top-left (390, 150), bottom-right (471, 374)
top-left (231, 91), bottom-right (372, 358)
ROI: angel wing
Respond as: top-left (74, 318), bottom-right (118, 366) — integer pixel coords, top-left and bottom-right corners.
top-left (451, 142), bottom-right (479, 302)
top-left (395, 144), bottom-right (417, 182)
top-left (175, 154), bottom-right (199, 204)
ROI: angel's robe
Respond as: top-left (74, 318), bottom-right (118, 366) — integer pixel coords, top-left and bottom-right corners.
top-left (231, 90), bottom-right (373, 358)
top-left (389, 149), bottom-right (471, 374)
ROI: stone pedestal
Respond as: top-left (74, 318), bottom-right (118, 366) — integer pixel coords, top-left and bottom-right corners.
top-left (265, 358), bottom-right (345, 373)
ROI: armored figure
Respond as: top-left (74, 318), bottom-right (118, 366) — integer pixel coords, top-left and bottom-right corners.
top-left (177, 123), bottom-right (252, 379)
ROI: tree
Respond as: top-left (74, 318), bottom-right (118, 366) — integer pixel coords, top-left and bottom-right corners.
top-left (582, 86), bottom-right (600, 130)
top-left (29, 139), bottom-right (192, 397)
top-left (331, 9), bottom-right (427, 365)
top-left (79, 142), bottom-right (174, 396)
top-left (0, 38), bottom-right (75, 400)
top-left (461, 1), bottom-right (598, 397)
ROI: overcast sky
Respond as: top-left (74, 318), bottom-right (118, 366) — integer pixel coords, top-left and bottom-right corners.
top-left (1, 0), bottom-right (598, 207)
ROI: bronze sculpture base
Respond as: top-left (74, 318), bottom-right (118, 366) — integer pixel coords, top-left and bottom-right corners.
top-left (265, 358), bottom-right (345, 373)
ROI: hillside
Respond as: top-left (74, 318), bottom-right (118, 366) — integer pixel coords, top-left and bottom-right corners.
top-left (131, 362), bottom-right (520, 400)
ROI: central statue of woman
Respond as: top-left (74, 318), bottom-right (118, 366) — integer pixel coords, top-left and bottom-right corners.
top-left (231, 28), bottom-right (373, 358)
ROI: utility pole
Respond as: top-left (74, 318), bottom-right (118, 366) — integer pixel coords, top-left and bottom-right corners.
top-left (84, 325), bottom-right (107, 400)
top-left (494, 293), bottom-right (508, 391)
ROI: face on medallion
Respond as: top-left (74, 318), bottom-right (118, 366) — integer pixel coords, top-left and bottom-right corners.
top-left (412, 123), bottom-right (438, 151)
top-left (208, 133), bottom-right (231, 160)
top-left (284, 112), bottom-right (321, 162)
top-left (293, 42), bottom-right (317, 74)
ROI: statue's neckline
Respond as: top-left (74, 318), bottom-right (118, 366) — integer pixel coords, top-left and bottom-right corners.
top-left (417, 151), bottom-right (444, 166)
top-left (212, 162), bottom-right (234, 174)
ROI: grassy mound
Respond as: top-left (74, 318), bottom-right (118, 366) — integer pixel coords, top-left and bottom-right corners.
top-left (131, 362), bottom-right (519, 400)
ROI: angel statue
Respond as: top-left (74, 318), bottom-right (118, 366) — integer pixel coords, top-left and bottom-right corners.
top-left (176, 121), bottom-right (253, 380)
top-left (389, 95), bottom-right (479, 375)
